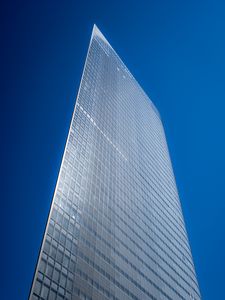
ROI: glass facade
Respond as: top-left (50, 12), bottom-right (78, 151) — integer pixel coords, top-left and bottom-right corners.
top-left (29, 25), bottom-right (201, 300)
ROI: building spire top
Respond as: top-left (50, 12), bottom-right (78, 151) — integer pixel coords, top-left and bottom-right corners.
top-left (92, 24), bottom-right (110, 46)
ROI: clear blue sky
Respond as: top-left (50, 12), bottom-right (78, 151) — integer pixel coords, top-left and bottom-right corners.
top-left (2, 1), bottom-right (225, 299)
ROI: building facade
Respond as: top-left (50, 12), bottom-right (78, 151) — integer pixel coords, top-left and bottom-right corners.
top-left (29, 25), bottom-right (201, 300)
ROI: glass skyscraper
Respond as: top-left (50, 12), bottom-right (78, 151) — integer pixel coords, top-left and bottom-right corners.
top-left (29, 25), bottom-right (201, 300)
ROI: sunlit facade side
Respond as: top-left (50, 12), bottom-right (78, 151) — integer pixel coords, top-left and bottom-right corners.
top-left (29, 25), bottom-right (201, 300)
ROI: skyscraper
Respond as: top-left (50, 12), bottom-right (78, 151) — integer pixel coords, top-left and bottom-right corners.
top-left (29, 25), bottom-right (201, 300)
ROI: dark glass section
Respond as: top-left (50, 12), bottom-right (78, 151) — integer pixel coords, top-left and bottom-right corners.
top-left (29, 25), bottom-right (201, 300)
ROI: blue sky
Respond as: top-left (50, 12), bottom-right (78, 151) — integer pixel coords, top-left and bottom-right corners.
top-left (2, 1), bottom-right (225, 299)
